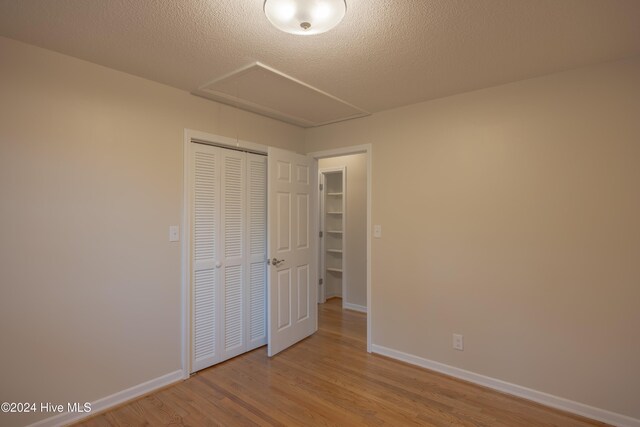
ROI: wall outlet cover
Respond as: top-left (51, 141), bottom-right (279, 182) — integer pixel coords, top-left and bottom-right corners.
top-left (453, 334), bottom-right (464, 351)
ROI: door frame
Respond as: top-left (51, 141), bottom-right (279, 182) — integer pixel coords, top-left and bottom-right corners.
top-left (181, 129), bottom-right (269, 379)
top-left (308, 144), bottom-right (372, 353)
top-left (318, 166), bottom-right (347, 306)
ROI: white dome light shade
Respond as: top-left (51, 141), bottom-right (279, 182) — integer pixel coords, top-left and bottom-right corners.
top-left (264, 0), bottom-right (347, 35)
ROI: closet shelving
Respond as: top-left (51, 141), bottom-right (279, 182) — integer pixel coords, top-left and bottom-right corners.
top-left (320, 169), bottom-right (345, 301)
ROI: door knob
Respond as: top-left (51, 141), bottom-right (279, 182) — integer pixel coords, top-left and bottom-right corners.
top-left (270, 258), bottom-right (285, 267)
top-left (215, 261), bottom-right (222, 268)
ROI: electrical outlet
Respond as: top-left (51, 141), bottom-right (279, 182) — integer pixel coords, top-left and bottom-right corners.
top-left (453, 334), bottom-right (464, 351)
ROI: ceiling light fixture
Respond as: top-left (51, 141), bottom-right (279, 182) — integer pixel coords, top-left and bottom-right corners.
top-left (264, 0), bottom-right (347, 35)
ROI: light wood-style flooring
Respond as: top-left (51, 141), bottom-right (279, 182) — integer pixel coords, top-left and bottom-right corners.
top-left (76, 298), bottom-right (605, 426)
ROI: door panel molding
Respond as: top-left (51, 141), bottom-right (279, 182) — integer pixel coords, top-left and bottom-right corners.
top-left (267, 146), bottom-right (318, 357)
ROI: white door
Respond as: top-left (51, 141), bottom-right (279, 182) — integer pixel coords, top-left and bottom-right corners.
top-left (246, 153), bottom-right (268, 351)
top-left (191, 143), bottom-right (221, 372)
top-left (190, 143), bottom-right (267, 373)
top-left (267, 147), bottom-right (318, 356)
top-left (219, 148), bottom-right (247, 362)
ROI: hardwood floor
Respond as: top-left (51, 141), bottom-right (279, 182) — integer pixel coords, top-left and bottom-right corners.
top-left (76, 299), bottom-right (606, 426)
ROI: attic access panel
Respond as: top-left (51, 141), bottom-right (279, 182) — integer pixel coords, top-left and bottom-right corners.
top-left (193, 62), bottom-right (369, 128)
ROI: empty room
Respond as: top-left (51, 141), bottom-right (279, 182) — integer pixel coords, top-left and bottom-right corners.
top-left (1, 1), bottom-right (639, 426)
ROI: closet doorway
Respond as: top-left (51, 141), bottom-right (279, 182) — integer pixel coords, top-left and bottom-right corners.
top-left (313, 147), bottom-right (371, 328)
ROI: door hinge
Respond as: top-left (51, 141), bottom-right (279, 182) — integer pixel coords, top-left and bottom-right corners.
top-left (319, 278), bottom-right (323, 285)
top-left (319, 231), bottom-right (323, 238)
top-left (319, 183), bottom-right (323, 191)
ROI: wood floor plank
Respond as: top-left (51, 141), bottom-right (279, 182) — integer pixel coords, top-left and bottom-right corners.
top-left (74, 299), bottom-right (607, 427)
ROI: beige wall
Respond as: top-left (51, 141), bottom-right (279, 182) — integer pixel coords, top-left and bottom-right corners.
top-left (0, 37), bottom-right (303, 427)
top-left (2, 32), bottom-right (639, 425)
top-left (319, 154), bottom-right (367, 308)
top-left (306, 57), bottom-right (640, 420)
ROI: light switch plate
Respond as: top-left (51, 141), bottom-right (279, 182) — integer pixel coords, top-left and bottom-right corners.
top-left (169, 225), bottom-right (180, 242)
top-left (373, 225), bottom-right (382, 238)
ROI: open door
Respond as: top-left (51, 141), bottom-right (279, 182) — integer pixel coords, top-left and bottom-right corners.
top-left (267, 147), bottom-right (318, 356)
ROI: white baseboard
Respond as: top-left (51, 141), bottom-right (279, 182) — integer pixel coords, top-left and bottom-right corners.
top-left (28, 370), bottom-right (183, 427)
top-left (371, 344), bottom-right (639, 427)
top-left (343, 302), bottom-right (367, 313)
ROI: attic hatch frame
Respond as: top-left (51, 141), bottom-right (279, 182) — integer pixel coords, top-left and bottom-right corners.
top-left (192, 61), bottom-right (370, 128)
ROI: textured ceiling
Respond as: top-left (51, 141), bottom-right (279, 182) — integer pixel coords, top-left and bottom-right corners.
top-left (1, 0), bottom-right (639, 126)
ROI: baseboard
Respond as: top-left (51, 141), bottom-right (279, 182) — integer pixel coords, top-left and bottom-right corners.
top-left (371, 344), bottom-right (639, 427)
top-left (28, 370), bottom-right (183, 427)
top-left (343, 302), bottom-right (367, 313)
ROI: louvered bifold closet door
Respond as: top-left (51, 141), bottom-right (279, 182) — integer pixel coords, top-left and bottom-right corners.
top-left (191, 143), bottom-right (268, 373)
top-left (219, 149), bottom-right (247, 361)
top-left (191, 144), bottom-right (221, 372)
top-left (246, 153), bottom-right (267, 350)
